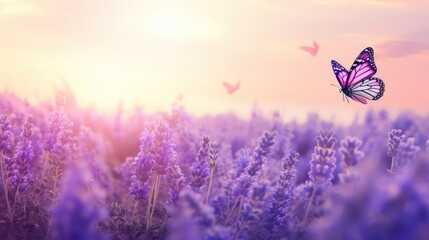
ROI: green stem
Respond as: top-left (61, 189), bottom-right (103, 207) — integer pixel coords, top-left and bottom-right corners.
top-left (145, 173), bottom-right (156, 229)
top-left (47, 163), bottom-right (62, 239)
top-left (205, 167), bottom-right (215, 205)
top-left (303, 183), bottom-right (317, 225)
top-left (149, 174), bottom-right (161, 225)
top-left (12, 176), bottom-right (22, 208)
top-left (389, 156), bottom-right (396, 174)
top-left (225, 197), bottom-right (241, 225)
top-left (33, 152), bottom-right (50, 208)
top-left (233, 197), bottom-right (244, 240)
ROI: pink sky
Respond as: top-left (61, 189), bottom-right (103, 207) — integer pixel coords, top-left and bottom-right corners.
top-left (1, 0), bottom-right (428, 122)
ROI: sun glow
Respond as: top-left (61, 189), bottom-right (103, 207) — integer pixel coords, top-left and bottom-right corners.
top-left (148, 12), bottom-right (187, 37)
top-left (144, 5), bottom-right (225, 40)
top-left (63, 52), bottom-right (183, 114)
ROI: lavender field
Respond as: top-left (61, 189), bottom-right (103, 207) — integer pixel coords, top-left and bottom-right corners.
top-left (0, 91), bottom-right (428, 240)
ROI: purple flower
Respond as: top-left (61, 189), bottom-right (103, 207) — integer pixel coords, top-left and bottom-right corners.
top-left (0, 114), bottom-right (13, 195)
top-left (395, 137), bottom-right (420, 170)
top-left (77, 127), bottom-right (111, 190)
top-left (129, 120), bottom-right (176, 199)
top-left (268, 149), bottom-right (299, 226)
top-left (387, 129), bottom-right (405, 159)
top-left (129, 122), bottom-right (156, 200)
top-left (234, 148), bottom-right (251, 178)
top-left (152, 120), bottom-right (175, 175)
top-left (168, 189), bottom-right (230, 240)
top-left (294, 129), bottom-right (337, 226)
top-left (190, 136), bottom-right (210, 193)
top-left (51, 162), bottom-right (109, 240)
top-left (166, 159), bottom-right (186, 204)
top-left (338, 136), bottom-right (364, 183)
top-left (272, 119), bottom-right (294, 160)
top-left (43, 109), bottom-right (73, 159)
top-left (115, 157), bottom-right (134, 189)
top-left (233, 174), bottom-right (252, 198)
top-left (339, 136), bottom-right (364, 168)
top-left (308, 129), bottom-right (337, 185)
top-left (8, 116), bottom-right (34, 193)
top-left (0, 114), bottom-right (13, 152)
top-left (246, 131), bottom-right (275, 177)
top-left (311, 172), bottom-right (429, 240)
top-left (205, 142), bottom-right (219, 204)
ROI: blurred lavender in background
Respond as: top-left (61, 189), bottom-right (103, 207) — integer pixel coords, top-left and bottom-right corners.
top-left (1, 92), bottom-right (429, 239)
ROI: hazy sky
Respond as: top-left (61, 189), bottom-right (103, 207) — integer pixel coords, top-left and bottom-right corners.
top-left (1, 0), bottom-right (428, 121)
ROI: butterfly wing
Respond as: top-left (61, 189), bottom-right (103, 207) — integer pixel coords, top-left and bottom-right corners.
top-left (349, 77), bottom-right (385, 104)
top-left (301, 45), bottom-right (317, 56)
top-left (346, 47), bottom-right (377, 88)
top-left (331, 60), bottom-right (349, 88)
top-left (223, 82), bottom-right (234, 92)
top-left (300, 46), bottom-right (313, 52)
top-left (313, 41), bottom-right (319, 51)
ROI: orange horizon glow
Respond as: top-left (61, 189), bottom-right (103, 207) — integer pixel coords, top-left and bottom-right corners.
top-left (1, 0), bottom-right (429, 123)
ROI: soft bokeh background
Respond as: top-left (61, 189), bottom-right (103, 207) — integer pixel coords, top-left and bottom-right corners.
top-left (1, 0), bottom-right (428, 122)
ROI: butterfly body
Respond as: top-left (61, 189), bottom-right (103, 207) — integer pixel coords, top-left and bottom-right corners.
top-left (341, 87), bottom-right (353, 98)
top-left (331, 47), bottom-right (385, 104)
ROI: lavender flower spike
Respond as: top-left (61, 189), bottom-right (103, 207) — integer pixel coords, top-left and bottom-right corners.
top-left (166, 158), bottom-right (186, 204)
top-left (51, 162), bottom-right (109, 240)
top-left (129, 122), bottom-right (156, 200)
top-left (395, 137), bottom-right (420, 170)
top-left (339, 136), bottom-right (364, 169)
top-left (247, 131), bottom-right (275, 177)
top-left (387, 129), bottom-right (404, 159)
top-left (168, 189), bottom-right (228, 240)
top-left (0, 114), bottom-right (13, 152)
top-left (8, 116), bottom-right (35, 193)
top-left (308, 129), bottom-right (337, 185)
top-left (190, 136), bottom-right (210, 193)
top-left (152, 120), bottom-right (176, 175)
top-left (338, 136), bottom-right (364, 183)
top-left (268, 149), bottom-right (299, 225)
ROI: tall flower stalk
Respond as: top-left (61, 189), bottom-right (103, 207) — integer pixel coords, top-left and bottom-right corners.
top-left (226, 131), bottom-right (275, 225)
top-left (129, 120), bottom-right (176, 228)
top-left (302, 129), bottom-right (337, 225)
top-left (8, 116), bottom-right (34, 215)
top-left (0, 114), bottom-right (13, 221)
top-left (36, 95), bottom-right (74, 238)
top-left (394, 137), bottom-right (420, 171)
top-left (387, 129), bottom-right (404, 173)
top-left (338, 136), bottom-right (364, 183)
top-left (206, 142), bottom-right (219, 205)
top-left (267, 149), bottom-right (299, 227)
top-left (190, 136), bottom-right (210, 193)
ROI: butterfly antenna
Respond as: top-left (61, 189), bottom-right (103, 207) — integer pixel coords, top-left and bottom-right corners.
top-left (331, 84), bottom-right (340, 89)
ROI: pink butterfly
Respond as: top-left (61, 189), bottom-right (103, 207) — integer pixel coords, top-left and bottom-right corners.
top-left (300, 41), bottom-right (319, 56)
top-left (331, 47), bottom-right (385, 104)
top-left (222, 81), bottom-right (240, 95)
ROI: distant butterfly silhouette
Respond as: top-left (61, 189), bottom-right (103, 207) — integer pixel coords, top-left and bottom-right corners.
top-left (223, 81), bottom-right (240, 95)
top-left (300, 41), bottom-right (319, 56)
top-left (331, 47), bottom-right (385, 104)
